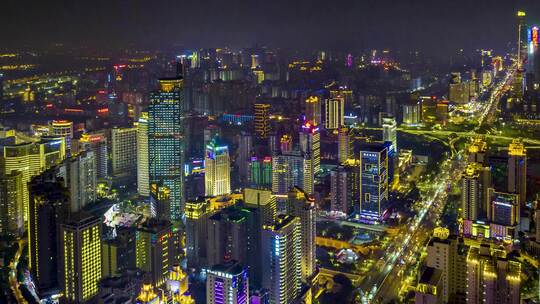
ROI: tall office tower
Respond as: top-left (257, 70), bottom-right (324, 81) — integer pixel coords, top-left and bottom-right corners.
top-left (487, 189), bottom-right (520, 239)
top-left (0, 171), bottom-right (24, 234)
top-left (207, 206), bottom-right (253, 268)
top-left (1, 138), bottom-right (65, 221)
top-left (325, 96), bottom-right (345, 130)
top-left (299, 122), bottom-right (320, 173)
top-left (137, 112), bottom-right (150, 196)
top-left (248, 156), bottom-right (272, 189)
top-left (253, 103), bottom-right (271, 138)
top-left (150, 183), bottom-right (171, 219)
top-left (403, 100), bottom-right (422, 125)
top-left (262, 215), bottom-right (302, 304)
top-left (382, 117), bottom-right (397, 154)
top-left (185, 198), bottom-right (213, 269)
top-left (243, 188), bottom-right (277, 225)
top-left (207, 261), bottom-right (249, 304)
top-left (60, 212), bottom-right (102, 303)
top-left (280, 135), bottom-right (292, 153)
top-left (238, 131), bottom-right (252, 185)
top-left (330, 166), bottom-right (350, 214)
top-left (466, 244), bottom-right (521, 304)
top-left (49, 120), bottom-right (73, 154)
top-left (337, 126), bottom-right (350, 163)
top-left (461, 163), bottom-right (491, 225)
top-left (79, 133), bottom-right (108, 179)
top-left (271, 151), bottom-right (310, 195)
top-left (28, 169), bottom-right (69, 294)
top-left (302, 154), bottom-right (315, 195)
top-left (243, 188), bottom-right (277, 287)
top-left (136, 218), bottom-right (176, 286)
top-left (205, 138), bottom-right (231, 196)
top-left (414, 267), bottom-right (443, 304)
top-left (425, 236), bottom-right (468, 303)
top-left (149, 77), bottom-right (185, 221)
top-left (517, 11), bottom-right (527, 68)
top-left (101, 227), bottom-right (137, 277)
top-left (286, 187), bottom-right (316, 283)
top-left (468, 137), bottom-right (488, 164)
top-left (111, 127), bottom-right (138, 179)
top-left (305, 95), bottom-right (322, 126)
top-left (357, 144), bottom-right (389, 219)
top-left (507, 139), bottom-right (526, 205)
top-left (63, 151), bottom-right (96, 213)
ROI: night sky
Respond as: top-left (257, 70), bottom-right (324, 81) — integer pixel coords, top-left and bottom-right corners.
top-left (2, 0), bottom-right (540, 54)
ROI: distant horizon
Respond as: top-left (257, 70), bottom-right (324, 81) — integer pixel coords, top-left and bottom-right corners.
top-left (2, 0), bottom-right (540, 57)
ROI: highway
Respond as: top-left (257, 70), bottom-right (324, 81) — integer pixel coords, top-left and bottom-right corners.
top-left (356, 64), bottom-right (516, 303)
top-left (9, 239), bottom-right (27, 304)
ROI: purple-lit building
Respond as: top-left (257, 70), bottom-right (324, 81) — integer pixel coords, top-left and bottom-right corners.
top-left (206, 261), bottom-right (249, 304)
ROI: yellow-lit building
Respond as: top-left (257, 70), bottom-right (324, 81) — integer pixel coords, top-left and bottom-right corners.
top-left (49, 120), bottom-right (73, 153)
top-left (305, 96), bottom-right (322, 126)
top-left (507, 139), bottom-right (526, 205)
top-left (1, 138), bottom-right (65, 222)
top-left (466, 244), bottom-right (521, 304)
top-left (137, 112), bottom-right (150, 196)
top-left (204, 139), bottom-right (231, 197)
top-left (325, 96), bottom-right (345, 130)
top-left (253, 103), bottom-right (271, 138)
top-left (0, 171), bottom-right (24, 235)
top-left (61, 213), bottom-right (102, 303)
top-left (111, 127), bottom-right (138, 178)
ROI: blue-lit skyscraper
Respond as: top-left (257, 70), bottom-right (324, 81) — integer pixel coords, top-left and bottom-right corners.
top-left (357, 143), bottom-right (389, 220)
top-left (149, 77), bottom-right (185, 220)
top-left (206, 261), bottom-right (249, 304)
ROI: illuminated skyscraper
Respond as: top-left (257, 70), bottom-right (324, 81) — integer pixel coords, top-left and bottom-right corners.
top-left (61, 212), bottom-right (102, 303)
top-left (28, 169), bottom-right (69, 294)
top-left (517, 11), bottom-right (527, 69)
top-left (507, 139), bottom-right (526, 205)
top-left (111, 127), bottom-right (138, 179)
top-left (249, 156), bottom-right (272, 189)
top-left (305, 95), bottom-right (322, 126)
top-left (337, 126), bottom-right (350, 163)
top-left (271, 151), bottom-right (312, 195)
top-left (136, 218), bottom-right (176, 286)
top-left (207, 261), bottom-right (249, 304)
top-left (330, 165), bottom-right (355, 215)
top-left (466, 244), bottom-right (521, 304)
top-left (286, 187), bottom-right (316, 283)
top-left (64, 150), bottom-right (97, 213)
top-left (49, 120), bottom-right (73, 154)
top-left (137, 112), bottom-right (150, 196)
top-left (325, 96), bottom-right (345, 130)
top-left (382, 117), bottom-right (397, 154)
top-left (487, 189), bottom-right (520, 239)
top-left (357, 144), bottom-right (389, 219)
top-left (149, 77), bottom-right (185, 220)
top-left (207, 207), bottom-right (253, 268)
top-left (205, 138), bottom-right (231, 196)
top-left (299, 122), bottom-right (320, 173)
top-left (425, 236), bottom-right (468, 303)
top-left (461, 163), bottom-right (491, 226)
top-left (262, 215), bottom-right (302, 304)
top-left (0, 171), bottom-right (24, 234)
top-left (238, 131), bottom-right (252, 185)
top-left (1, 138), bottom-right (65, 222)
top-left (254, 103), bottom-right (271, 138)
top-left (79, 133), bottom-right (108, 179)
top-left (150, 182), bottom-right (171, 219)
top-left (185, 198), bottom-right (213, 269)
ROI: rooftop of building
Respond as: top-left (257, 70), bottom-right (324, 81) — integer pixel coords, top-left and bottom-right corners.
top-left (419, 267), bottom-right (443, 286)
top-left (209, 260), bottom-right (245, 276)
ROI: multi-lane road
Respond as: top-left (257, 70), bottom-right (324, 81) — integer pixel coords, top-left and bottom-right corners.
top-left (356, 64), bottom-right (516, 303)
